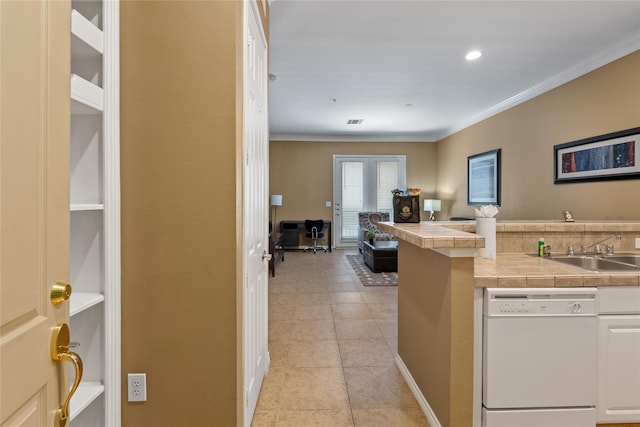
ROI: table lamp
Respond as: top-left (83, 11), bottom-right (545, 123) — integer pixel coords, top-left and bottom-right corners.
top-left (270, 195), bottom-right (283, 235)
top-left (424, 199), bottom-right (441, 221)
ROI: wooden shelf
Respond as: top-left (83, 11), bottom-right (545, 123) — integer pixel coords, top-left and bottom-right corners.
top-left (71, 9), bottom-right (103, 57)
top-left (69, 382), bottom-right (105, 422)
top-left (71, 74), bottom-right (103, 114)
top-left (70, 292), bottom-right (104, 317)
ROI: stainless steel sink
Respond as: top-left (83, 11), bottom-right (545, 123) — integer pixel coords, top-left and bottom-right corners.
top-left (601, 254), bottom-right (640, 268)
top-left (546, 255), bottom-right (640, 271)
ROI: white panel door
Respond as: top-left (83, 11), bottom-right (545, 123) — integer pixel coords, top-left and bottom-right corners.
top-left (1, 1), bottom-right (71, 426)
top-left (242, 2), bottom-right (269, 426)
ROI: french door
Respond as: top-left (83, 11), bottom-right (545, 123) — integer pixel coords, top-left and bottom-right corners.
top-left (333, 155), bottom-right (406, 247)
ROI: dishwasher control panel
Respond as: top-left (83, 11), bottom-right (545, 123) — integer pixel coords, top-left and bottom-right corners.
top-left (485, 288), bottom-right (598, 316)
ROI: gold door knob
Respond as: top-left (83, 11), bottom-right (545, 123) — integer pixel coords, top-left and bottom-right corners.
top-left (50, 282), bottom-right (72, 305)
top-left (262, 250), bottom-right (272, 261)
top-left (51, 323), bottom-right (83, 427)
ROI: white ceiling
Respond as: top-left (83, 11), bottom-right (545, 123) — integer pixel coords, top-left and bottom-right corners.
top-left (267, 1), bottom-right (640, 142)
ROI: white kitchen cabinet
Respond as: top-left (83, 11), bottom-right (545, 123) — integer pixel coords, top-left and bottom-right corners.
top-left (69, 0), bottom-right (120, 426)
top-left (597, 287), bottom-right (640, 423)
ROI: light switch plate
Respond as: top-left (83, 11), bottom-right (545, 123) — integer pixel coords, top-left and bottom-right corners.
top-left (636, 237), bottom-right (640, 249)
top-left (326, 201), bottom-right (331, 207)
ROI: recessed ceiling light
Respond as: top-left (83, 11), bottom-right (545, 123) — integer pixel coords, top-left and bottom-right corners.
top-left (465, 50), bottom-right (482, 61)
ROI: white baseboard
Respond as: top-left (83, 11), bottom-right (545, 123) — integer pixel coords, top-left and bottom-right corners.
top-left (396, 354), bottom-right (442, 427)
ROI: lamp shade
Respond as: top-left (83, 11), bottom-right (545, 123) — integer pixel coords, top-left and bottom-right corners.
top-left (424, 199), bottom-right (441, 212)
top-left (270, 194), bottom-right (283, 206)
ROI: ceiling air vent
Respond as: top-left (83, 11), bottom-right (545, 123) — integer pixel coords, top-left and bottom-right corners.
top-left (347, 119), bottom-right (364, 125)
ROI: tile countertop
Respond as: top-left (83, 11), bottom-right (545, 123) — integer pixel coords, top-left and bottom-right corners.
top-left (491, 220), bottom-right (640, 232)
top-left (377, 221), bottom-right (485, 250)
top-left (378, 221), bottom-right (640, 287)
top-left (397, 219), bottom-right (640, 233)
top-left (475, 253), bottom-right (640, 288)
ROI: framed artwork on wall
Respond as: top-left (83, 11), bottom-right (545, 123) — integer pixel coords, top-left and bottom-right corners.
top-left (468, 148), bottom-right (501, 206)
top-left (554, 127), bottom-right (640, 184)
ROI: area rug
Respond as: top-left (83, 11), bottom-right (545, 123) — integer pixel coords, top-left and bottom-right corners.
top-left (346, 254), bottom-right (397, 286)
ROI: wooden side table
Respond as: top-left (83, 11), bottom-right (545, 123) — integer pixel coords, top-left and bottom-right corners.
top-left (269, 234), bottom-right (285, 277)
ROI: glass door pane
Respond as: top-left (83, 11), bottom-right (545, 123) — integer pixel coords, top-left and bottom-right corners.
top-left (341, 161), bottom-right (364, 241)
top-left (375, 161), bottom-right (399, 212)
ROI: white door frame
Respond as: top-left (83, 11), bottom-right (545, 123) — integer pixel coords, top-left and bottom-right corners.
top-left (102, 1), bottom-right (122, 423)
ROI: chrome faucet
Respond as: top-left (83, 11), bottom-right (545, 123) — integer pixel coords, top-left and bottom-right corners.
top-left (580, 235), bottom-right (621, 255)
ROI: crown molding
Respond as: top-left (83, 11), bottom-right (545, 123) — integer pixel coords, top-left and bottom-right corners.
top-left (269, 133), bottom-right (437, 143)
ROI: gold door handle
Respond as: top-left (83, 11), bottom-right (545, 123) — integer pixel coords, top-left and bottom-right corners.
top-left (50, 323), bottom-right (83, 427)
top-left (51, 282), bottom-right (72, 305)
top-left (262, 250), bottom-right (272, 261)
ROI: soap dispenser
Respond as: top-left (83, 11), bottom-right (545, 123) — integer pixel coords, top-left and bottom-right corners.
top-left (538, 238), bottom-right (545, 257)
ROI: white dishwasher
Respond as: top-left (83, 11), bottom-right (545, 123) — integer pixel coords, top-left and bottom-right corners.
top-left (483, 288), bottom-right (598, 427)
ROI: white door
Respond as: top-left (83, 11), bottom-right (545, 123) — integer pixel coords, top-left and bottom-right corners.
top-left (1, 1), bottom-right (71, 426)
top-left (333, 156), bottom-right (406, 247)
top-left (242, 2), bottom-right (269, 426)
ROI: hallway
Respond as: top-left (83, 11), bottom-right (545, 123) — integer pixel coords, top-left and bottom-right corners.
top-left (251, 249), bottom-right (430, 426)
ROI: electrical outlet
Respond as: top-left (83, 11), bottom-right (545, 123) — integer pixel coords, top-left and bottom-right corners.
top-left (325, 201), bottom-right (331, 207)
top-left (128, 373), bottom-right (147, 402)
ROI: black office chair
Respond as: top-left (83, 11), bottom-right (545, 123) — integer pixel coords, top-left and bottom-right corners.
top-left (303, 219), bottom-right (327, 254)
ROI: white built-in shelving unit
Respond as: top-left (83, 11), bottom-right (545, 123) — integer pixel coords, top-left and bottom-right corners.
top-left (69, 0), bottom-right (120, 425)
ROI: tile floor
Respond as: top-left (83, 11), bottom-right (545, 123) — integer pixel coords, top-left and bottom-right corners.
top-left (251, 249), bottom-right (430, 427)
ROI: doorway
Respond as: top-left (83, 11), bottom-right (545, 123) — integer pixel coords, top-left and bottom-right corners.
top-left (333, 155), bottom-right (406, 247)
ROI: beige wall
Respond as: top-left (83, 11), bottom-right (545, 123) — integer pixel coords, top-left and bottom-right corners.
top-left (269, 141), bottom-right (438, 227)
top-left (121, 2), bottom-right (240, 425)
top-left (436, 50), bottom-right (640, 220)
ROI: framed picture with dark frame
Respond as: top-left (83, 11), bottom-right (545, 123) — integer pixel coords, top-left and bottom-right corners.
top-left (554, 127), bottom-right (640, 184)
top-left (468, 148), bottom-right (501, 206)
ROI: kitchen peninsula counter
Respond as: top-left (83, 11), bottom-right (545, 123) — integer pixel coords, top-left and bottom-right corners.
top-left (376, 220), bottom-right (640, 427)
top-left (377, 220), bottom-right (484, 250)
top-left (377, 220), bottom-right (640, 287)
top-left (377, 221), bottom-right (481, 427)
